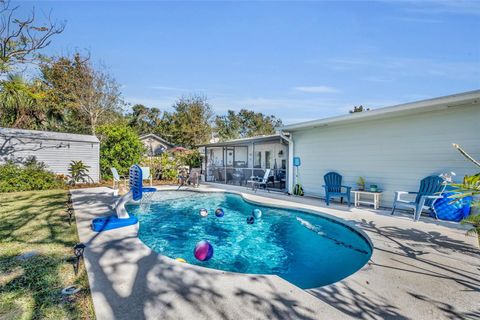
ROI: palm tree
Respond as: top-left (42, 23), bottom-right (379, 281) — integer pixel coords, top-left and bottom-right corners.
top-left (0, 74), bottom-right (46, 129)
top-left (450, 144), bottom-right (480, 245)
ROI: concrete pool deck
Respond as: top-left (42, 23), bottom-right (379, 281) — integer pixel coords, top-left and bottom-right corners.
top-left (71, 185), bottom-right (480, 320)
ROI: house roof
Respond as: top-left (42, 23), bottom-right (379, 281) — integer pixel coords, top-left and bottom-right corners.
top-left (0, 127), bottom-right (99, 143)
top-left (280, 89), bottom-right (480, 132)
top-left (198, 134), bottom-right (288, 147)
top-left (139, 133), bottom-right (174, 147)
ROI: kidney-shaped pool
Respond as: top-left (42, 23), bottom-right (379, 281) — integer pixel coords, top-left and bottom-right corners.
top-left (126, 191), bottom-right (372, 289)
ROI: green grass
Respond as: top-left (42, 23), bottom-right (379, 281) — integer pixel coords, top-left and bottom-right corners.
top-left (0, 190), bottom-right (95, 319)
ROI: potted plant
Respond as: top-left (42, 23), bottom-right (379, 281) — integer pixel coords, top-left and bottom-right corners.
top-left (357, 177), bottom-right (365, 191)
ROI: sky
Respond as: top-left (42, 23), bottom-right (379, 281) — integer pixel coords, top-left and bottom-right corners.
top-left (14, 0), bottom-right (480, 124)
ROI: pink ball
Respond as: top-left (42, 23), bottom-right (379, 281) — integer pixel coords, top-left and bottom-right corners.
top-left (194, 240), bottom-right (214, 261)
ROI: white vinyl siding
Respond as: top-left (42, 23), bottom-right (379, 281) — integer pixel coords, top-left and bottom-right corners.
top-left (0, 129), bottom-right (100, 182)
top-left (291, 103), bottom-right (480, 208)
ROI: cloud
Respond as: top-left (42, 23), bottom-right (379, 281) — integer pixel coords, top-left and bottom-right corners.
top-left (148, 85), bottom-right (206, 92)
top-left (293, 86), bottom-right (340, 93)
top-left (326, 56), bottom-right (480, 80)
top-left (387, 16), bottom-right (443, 23)
top-left (402, 0), bottom-right (480, 16)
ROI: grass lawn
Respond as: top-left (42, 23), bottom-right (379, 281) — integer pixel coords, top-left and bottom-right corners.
top-left (0, 189), bottom-right (95, 319)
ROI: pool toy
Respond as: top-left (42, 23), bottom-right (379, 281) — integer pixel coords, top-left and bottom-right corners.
top-left (252, 208), bottom-right (262, 219)
top-left (91, 165), bottom-right (155, 232)
top-left (194, 240), bottom-right (214, 261)
top-left (175, 258), bottom-right (187, 263)
top-left (199, 208), bottom-right (209, 217)
top-left (215, 208), bottom-right (225, 217)
top-left (247, 216), bottom-right (255, 224)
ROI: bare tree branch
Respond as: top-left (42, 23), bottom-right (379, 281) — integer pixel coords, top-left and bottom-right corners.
top-left (0, 0), bottom-right (65, 73)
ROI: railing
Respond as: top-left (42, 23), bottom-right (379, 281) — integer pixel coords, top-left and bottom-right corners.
top-left (205, 166), bottom-right (287, 190)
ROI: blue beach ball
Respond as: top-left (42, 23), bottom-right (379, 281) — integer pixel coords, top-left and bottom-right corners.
top-left (215, 208), bottom-right (225, 218)
top-left (199, 208), bottom-right (208, 217)
top-left (252, 208), bottom-right (262, 219)
top-left (247, 216), bottom-right (255, 224)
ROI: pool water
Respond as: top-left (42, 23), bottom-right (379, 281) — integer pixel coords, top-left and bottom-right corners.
top-left (127, 191), bottom-right (372, 289)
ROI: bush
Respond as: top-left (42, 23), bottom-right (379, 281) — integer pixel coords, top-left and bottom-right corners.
top-left (176, 150), bottom-right (202, 168)
top-left (68, 160), bottom-right (91, 185)
top-left (0, 160), bottom-right (65, 192)
top-left (97, 123), bottom-right (146, 179)
top-left (141, 154), bottom-right (178, 181)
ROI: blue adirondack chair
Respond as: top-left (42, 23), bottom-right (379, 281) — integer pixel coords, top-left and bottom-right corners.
top-left (323, 172), bottom-right (351, 206)
top-left (391, 175), bottom-right (445, 221)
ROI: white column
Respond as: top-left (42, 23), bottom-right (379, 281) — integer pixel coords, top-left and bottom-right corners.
top-left (287, 134), bottom-right (294, 194)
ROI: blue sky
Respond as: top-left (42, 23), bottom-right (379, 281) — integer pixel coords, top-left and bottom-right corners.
top-left (15, 1), bottom-right (480, 124)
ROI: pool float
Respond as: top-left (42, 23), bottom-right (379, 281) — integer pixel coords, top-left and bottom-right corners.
top-left (175, 258), bottom-right (187, 263)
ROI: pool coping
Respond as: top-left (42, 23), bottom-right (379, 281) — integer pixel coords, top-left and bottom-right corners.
top-left (72, 185), bottom-right (480, 320)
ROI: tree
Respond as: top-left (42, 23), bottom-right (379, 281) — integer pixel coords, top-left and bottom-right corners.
top-left (0, 0), bottom-right (65, 74)
top-left (165, 96), bottom-right (213, 147)
top-left (214, 109), bottom-right (283, 141)
top-left (40, 53), bottom-right (123, 134)
top-left (450, 144), bottom-right (480, 245)
top-left (127, 104), bottom-right (164, 135)
top-left (0, 73), bottom-right (47, 129)
top-left (96, 124), bottom-right (145, 178)
top-left (349, 105), bottom-right (370, 113)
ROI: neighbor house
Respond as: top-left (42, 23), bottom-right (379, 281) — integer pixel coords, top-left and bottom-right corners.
top-left (0, 127), bottom-right (100, 182)
top-left (280, 90), bottom-right (480, 207)
top-left (140, 133), bottom-right (174, 156)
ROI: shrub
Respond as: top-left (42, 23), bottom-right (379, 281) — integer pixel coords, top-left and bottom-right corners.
top-left (0, 160), bottom-right (65, 192)
top-left (97, 123), bottom-right (146, 179)
top-left (68, 160), bottom-right (91, 185)
top-left (176, 150), bottom-right (202, 168)
top-left (141, 154), bottom-right (178, 181)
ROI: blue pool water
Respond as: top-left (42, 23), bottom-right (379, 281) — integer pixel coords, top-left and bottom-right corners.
top-left (127, 191), bottom-right (372, 289)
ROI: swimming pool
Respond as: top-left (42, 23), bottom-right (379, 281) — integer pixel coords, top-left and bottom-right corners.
top-left (127, 191), bottom-right (372, 289)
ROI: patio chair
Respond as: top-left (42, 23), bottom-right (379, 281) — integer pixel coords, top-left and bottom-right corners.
top-left (111, 167), bottom-right (128, 190)
top-left (323, 172), bottom-right (351, 206)
top-left (391, 175), bottom-right (445, 221)
top-left (247, 169), bottom-right (272, 191)
top-left (140, 166), bottom-right (153, 186)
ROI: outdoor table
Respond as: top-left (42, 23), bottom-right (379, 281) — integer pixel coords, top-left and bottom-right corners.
top-left (351, 190), bottom-right (383, 209)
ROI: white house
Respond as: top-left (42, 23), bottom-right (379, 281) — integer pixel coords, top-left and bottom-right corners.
top-left (0, 127), bottom-right (100, 182)
top-left (280, 90), bottom-right (480, 208)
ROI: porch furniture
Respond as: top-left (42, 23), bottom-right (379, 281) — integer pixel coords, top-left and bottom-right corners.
top-left (352, 190), bottom-right (383, 210)
top-left (391, 175), bottom-right (445, 221)
top-left (189, 168), bottom-right (201, 187)
top-left (140, 166), bottom-right (153, 186)
top-left (111, 167), bottom-right (128, 190)
top-left (247, 169), bottom-right (272, 192)
top-left (323, 172), bottom-right (351, 206)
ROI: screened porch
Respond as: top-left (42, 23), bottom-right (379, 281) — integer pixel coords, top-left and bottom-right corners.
top-left (199, 135), bottom-right (289, 191)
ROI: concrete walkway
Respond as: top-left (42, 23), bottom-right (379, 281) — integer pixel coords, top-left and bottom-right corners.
top-left (72, 185), bottom-right (480, 320)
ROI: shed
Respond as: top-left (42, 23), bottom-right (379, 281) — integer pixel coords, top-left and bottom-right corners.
top-left (0, 127), bottom-right (100, 182)
top-left (280, 90), bottom-right (480, 208)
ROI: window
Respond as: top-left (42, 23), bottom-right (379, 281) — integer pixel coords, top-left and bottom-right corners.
top-left (265, 151), bottom-right (272, 169)
top-left (254, 151), bottom-right (262, 168)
